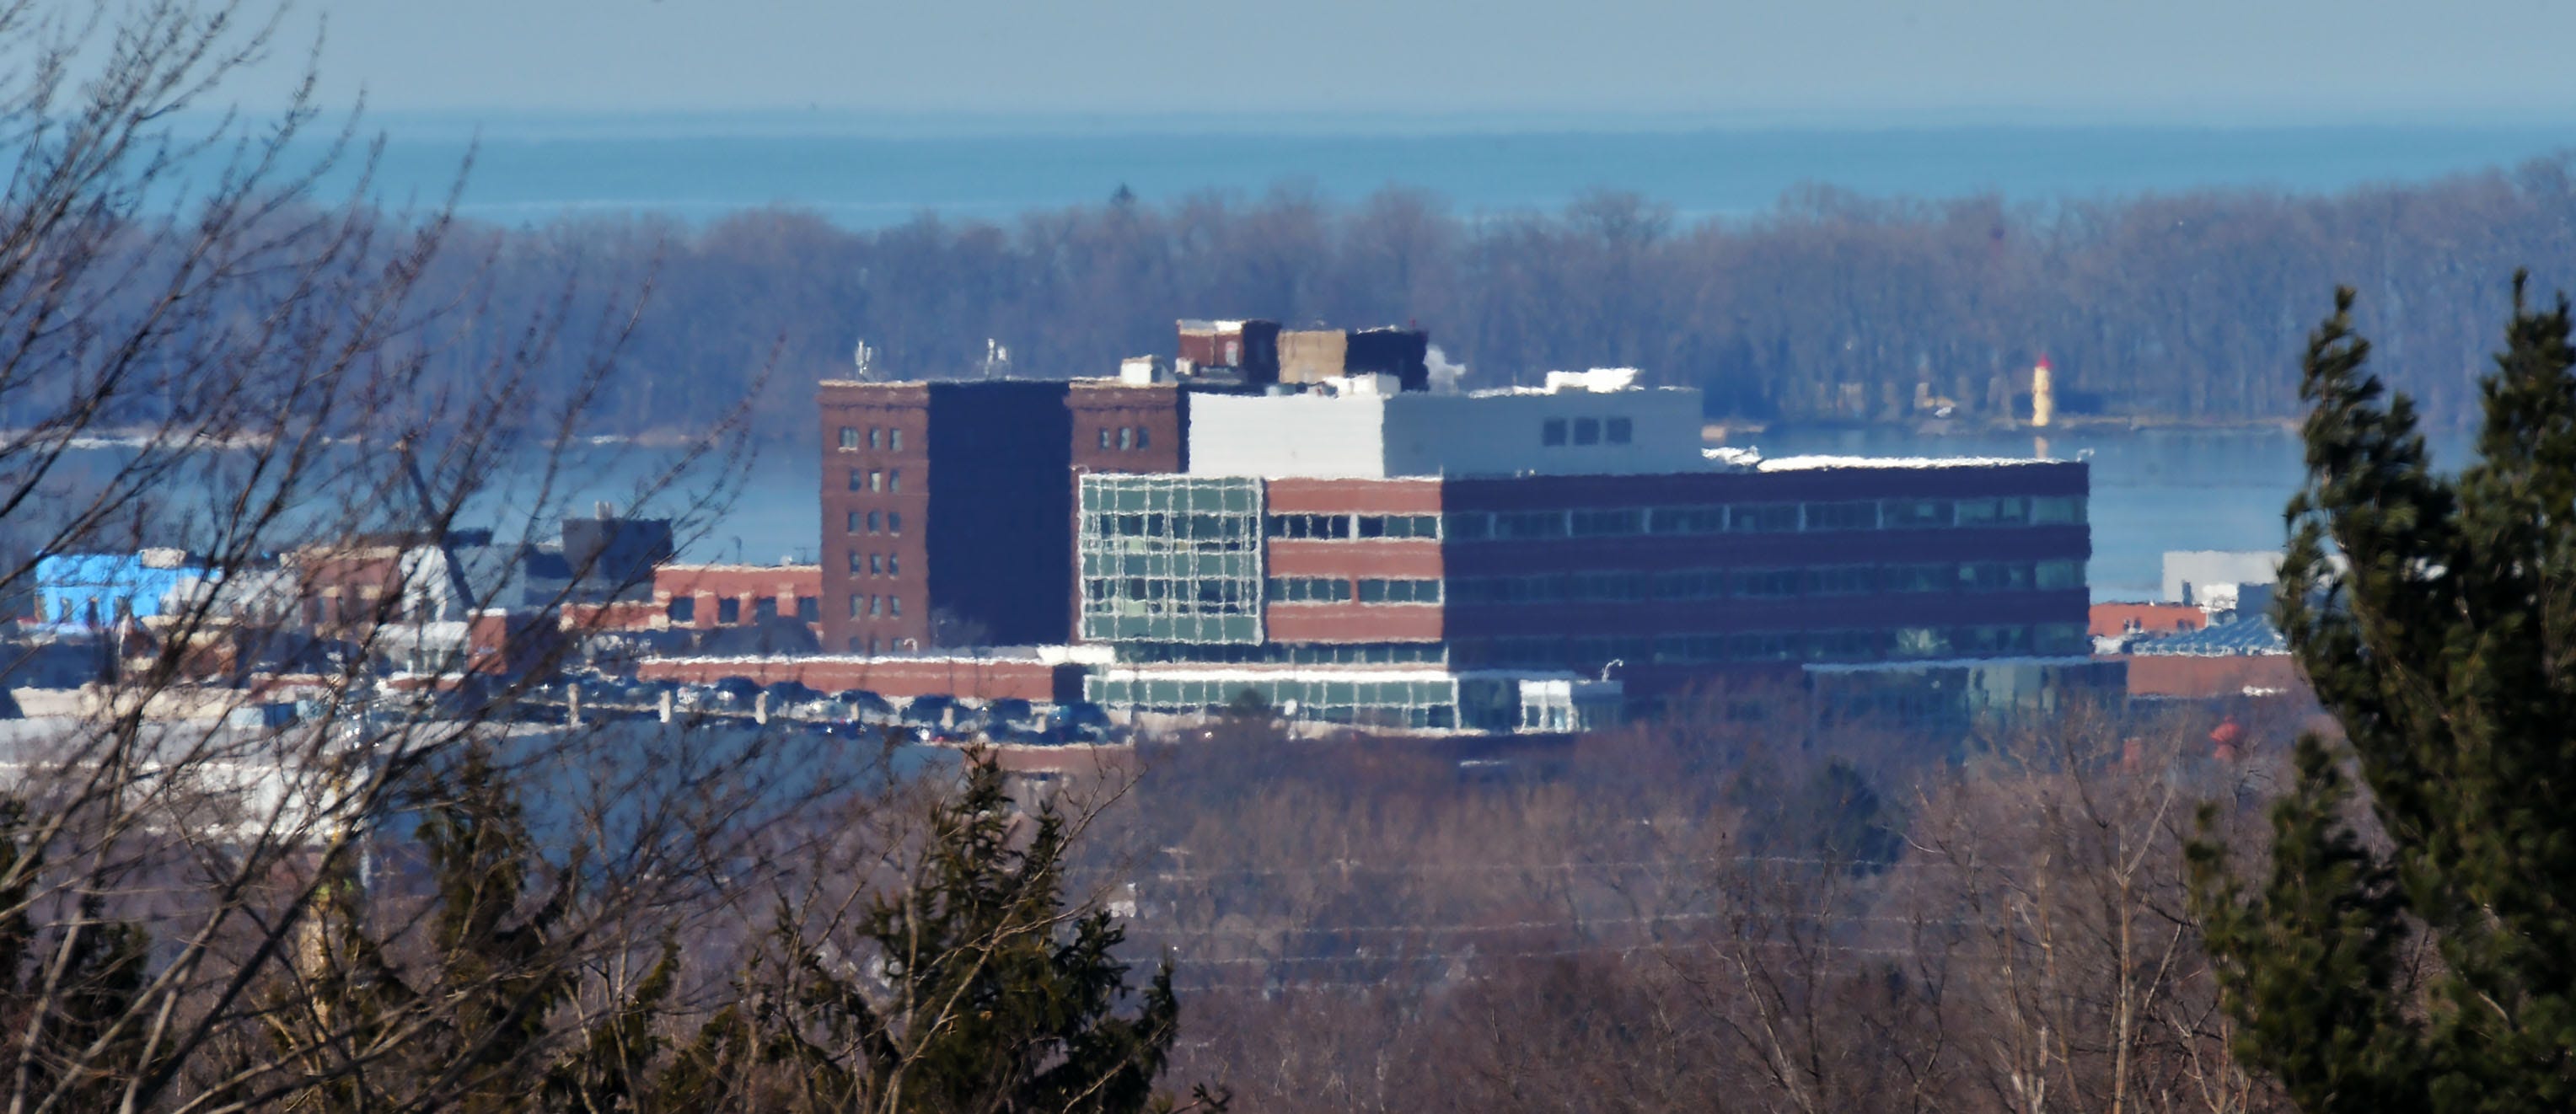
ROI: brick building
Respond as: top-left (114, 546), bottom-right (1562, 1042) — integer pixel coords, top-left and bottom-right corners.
top-left (1076, 376), bottom-right (2101, 731)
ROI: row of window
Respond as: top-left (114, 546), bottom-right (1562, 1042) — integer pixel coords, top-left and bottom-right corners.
top-left (846, 469), bottom-right (904, 493)
top-left (1086, 674), bottom-right (1460, 730)
top-left (1088, 498), bottom-right (2084, 548)
top-left (664, 595), bottom-right (821, 624)
top-left (845, 510), bottom-right (906, 535)
top-left (847, 552), bottom-right (903, 578)
top-left (1109, 641), bottom-right (1449, 667)
top-left (835, 426), bottom-right (907, 452)
top-left (1264, 513), bottom-right (1441, 540)
top-left (1446, 560), bottom-right (2084, 605)
top-left (1096, 426), bottom-right (1154, 451)
top-left (1542, 416), bottom-right (1635, 447)
top-left (1455, 622), bottom-right (2091, 667)
top-left (849, 593), bottom-right (904, 619)
top-left (1444, 495), bottom-right (2085, 541)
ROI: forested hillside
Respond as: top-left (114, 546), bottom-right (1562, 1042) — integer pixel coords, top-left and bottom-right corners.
top-left (408, 155), bottom-right (2576, 435)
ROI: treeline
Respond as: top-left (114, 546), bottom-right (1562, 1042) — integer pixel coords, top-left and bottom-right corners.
top-left (448, 156), bottom-right (2576, 436)
top-left (1066, 692), bottom-right (2307, 1111)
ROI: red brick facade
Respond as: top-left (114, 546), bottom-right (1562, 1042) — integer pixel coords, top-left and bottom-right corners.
top-left (636, 656), bottom-right (1081, 702)
top-left (2090, 602), bottom-right (2204, 639)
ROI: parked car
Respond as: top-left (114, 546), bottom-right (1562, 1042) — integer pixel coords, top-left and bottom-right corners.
top-left (983, 698), bottom-right (1036, 730)
top-left (1049, 701), bottom-right (1113, 732)
top-left (901, 694), bottom-right (958, 729)
top-left (834, 689), bottom-right (897, 723)
top-left (762, 680), bottom-right (823, 706)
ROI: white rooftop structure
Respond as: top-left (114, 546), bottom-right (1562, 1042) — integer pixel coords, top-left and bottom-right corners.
top-left (1187, 374), bottom-right (1706, 480)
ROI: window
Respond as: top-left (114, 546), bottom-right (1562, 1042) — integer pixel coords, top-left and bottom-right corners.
top-left (667, 596), bottom-right (695, 623)
top-left (717, 597), bottom-right (740, 624)
top-left (1135, 427), bottom-right (1150, 449)
top-left (1574, 417), bottom-right (1601, 445)
top-left (839, 426), bottom-right (859, 450)
top-left (888, 596), bottom-right (901, 617)
top-left (2037, 560), bottom-right (2085, 591)
top-left (889, 428), bottom-right (903, 451)
top-left (1650, 569), bottom-right (1726, 601)
top-left (1077, 474), bottom-right (1267, 645)
top-left (888, 511), bottom-right (903, 534)
top-left (1495, 510), bottom-right (1569, 539)
top-left (848, 469), bottom-right (865, 492)
top-left (1358, 578), bottom-right (1442, 603)
top-left (1955, 497), bottom-right (2031, 526)
top-left (1883, 499), bottom-right (1953, 528)
top-left (1357, 514), bottom-right (1440, 539)
top-left (1265, 513), bottom-right (1353, 539)
top-left (1607, 417), bottom-right (1633, 444)
top-left (1960, 562), bottom-right (2033, 591)
top-left (848, 596), bottom-right (863, 618)
top-left (1568, 571), bottom-right (1649, 601)
top-left (1570, 508), bottom-right (1641, 537)
top-left (1118, 427), bottom-right (1133, 450)
top-left (1886, 565), bottom-right (1955, 592)
top-left (1267, 576), bottom-right (1353, 603)
top-left (848, 551), bottom-right (865, 574)
top-left (867, 510), bottom-right (881, 533)
top-left (1803, 501), bottom-right (1878, 532)
top-left (754, 597), bottom-right (778, 622)
top-left (846, 511), bottom-right (862, 533)
top-left (1804, 566), bottom-right (1877, 595)
top-left (887, 554), bottom-right (900, 577)
top-left (1099, 428), bottom-right (1113, 449)
top-left (868, 596), bottom-right (882, 618)
top-left (868, 427), bottom-right (882, 449)
top-left (1542, 418), bottom-right (1568, 446)
top-left (888, 469), bottom-right (901, 493)
top-left (867, 470), bottom-right (883, 492)
top-left (2031, 495), bottom-right (2086, 524)
top-left (1444, 511), bottom-right (1492, 540)
top-left (1730, 504), bottom-right (1799, 533)
top-left (1734, 569), bottom-right (1801, 597)
top-left (869, 554), bottom-right (883, 576)
top-left (1649, 506), bottom-right (1727, 534)
top-left (796, 596), bottom-right (819, 622)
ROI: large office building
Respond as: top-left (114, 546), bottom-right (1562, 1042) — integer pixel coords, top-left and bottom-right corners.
top-left (1076, 372), bottom-right (2100, 732)
top-left (816, 319), bottom-right (1431, 654)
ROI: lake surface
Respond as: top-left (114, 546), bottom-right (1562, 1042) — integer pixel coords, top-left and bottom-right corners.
top-left (312, 120), bottom-right (2576, 228)
top-left (674, 423), bottom-right (2477, 603)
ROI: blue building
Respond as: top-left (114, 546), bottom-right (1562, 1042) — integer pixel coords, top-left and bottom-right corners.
top-left (33, 552), bottom-right (208, 630)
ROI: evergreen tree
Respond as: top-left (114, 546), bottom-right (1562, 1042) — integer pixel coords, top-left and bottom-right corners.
top-left (669, 753), bottom-right (1212, 1112)
top-left (271, 743), bottom-right (673, 1112)
top-left (0, 799), bottom-right (156, 1110)
top-left (2192, 277), bottom-right (2576, 1111)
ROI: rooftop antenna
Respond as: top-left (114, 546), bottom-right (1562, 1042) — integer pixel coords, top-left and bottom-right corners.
top-left (851, 339), bottom-right (877, 381)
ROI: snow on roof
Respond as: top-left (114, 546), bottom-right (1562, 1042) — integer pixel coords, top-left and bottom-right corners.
top-left (2128, 614), bottom-right (2289, 657)
top-left (1755, 454), bottom-right (2063, 472)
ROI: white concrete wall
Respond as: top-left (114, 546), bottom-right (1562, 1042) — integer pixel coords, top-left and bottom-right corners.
top-left (2161, 550), bottom-right (2283, 604)
top-left (1187, 394), bottom-right (1388, 479)
top-left (1188, 386), bottom-right (1707, 480)
top-left (1382, 388), bottom-right (1704, 478)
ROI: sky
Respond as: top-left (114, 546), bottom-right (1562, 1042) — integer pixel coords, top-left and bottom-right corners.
top-left (238, 0), bottom-right (2576, 126)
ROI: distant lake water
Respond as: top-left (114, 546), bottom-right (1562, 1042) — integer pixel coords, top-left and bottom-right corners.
top-left (681, 424), bottom-right (2477, 604)
top-left (24, 423), bottom-right (2475, 604)
top-left (313, 120), bottom-right (2576, 228)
